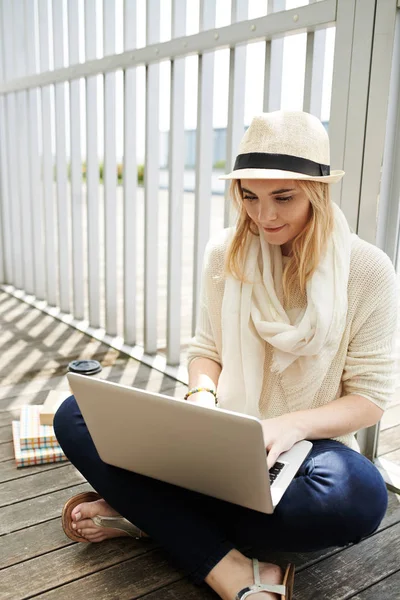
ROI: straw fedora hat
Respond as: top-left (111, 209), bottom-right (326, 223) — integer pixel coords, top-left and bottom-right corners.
top-left (220, 111), bottom-right (345, 184)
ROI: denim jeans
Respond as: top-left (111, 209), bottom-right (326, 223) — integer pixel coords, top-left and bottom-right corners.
top-left (54, 395), bottom-right (388, 584)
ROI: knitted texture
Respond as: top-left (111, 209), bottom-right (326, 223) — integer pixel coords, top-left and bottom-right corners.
top-left (187, 230), bottom-right (398, 450)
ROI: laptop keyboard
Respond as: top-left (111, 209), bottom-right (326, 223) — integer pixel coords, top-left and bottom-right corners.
top-left (269, 461), bottom-right (285, 485)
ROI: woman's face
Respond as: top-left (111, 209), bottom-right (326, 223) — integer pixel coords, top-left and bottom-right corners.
top-left (240, 178), bottom-right (312, 255)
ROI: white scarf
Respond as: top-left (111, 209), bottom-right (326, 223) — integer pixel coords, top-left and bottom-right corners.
top-left (217, 203), bottom-right (355, 416)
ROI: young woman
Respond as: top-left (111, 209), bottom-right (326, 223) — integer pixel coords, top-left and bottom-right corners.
top-left (55, 111), bottom-right (397, 600)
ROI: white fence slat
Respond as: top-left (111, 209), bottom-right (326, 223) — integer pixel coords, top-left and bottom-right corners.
top-left (144, 0), bottom-right (160, 354)
top-left (0, 3), bottom-right (13, 283)
top-left (224, 0), bottom-right (248, 227)
top-left (103, 0), bottom-right (118, 336)
top-left (26, 0), bottom-right (45, 300)
top-left (263, 0), bottom-right (285, 111)
top-left (38, 0), bottom-right (57, 306)
top-left (85, 0), bottom-right (101, 328)
top-left (53, 0), bottom-right (70, 313)
top-left (357, 0), bottom-right (398, 245)
top-left (303, 0), bottom-right (326, 118)
top-left (2, 0), bottom-right (23, 290)
top-left (329, 0), bottom-right (356, 208)
top-left (192, 0), bottom-right (216, 335)
top-left (338, 0), bottom-right (375, 231)
top-left (123, 0), bottom-right (137, 345)
top-left (0, 96), bottom-right (9, 284)
top-left (167, 0), bottom-right (186, 365)
top-left (14, 0), bottom-right (34, 295)
top-left (68, 0), bottom-right (84, 320)
top-left (5, 94), bottom-right (23, 289)
top-left (376, 10), bottom-right (400, 261)
top-left (17, 90), bottom-right (35, 294)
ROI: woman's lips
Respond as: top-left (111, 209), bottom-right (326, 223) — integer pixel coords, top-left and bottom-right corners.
top-left (263, 225), bottom-right (286, 233)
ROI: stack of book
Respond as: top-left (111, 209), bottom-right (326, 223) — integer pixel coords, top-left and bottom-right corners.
top-left (12, 391), bottom-right (70, 468)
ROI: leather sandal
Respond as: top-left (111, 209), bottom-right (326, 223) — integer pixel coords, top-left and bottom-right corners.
top-left (235, 558), bottom-right (295, 599)
top-left (61, 491), bottom-right (148, 543)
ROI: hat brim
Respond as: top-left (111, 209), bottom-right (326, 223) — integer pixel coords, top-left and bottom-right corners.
top-left (219, 168), bottom-right (345, 184)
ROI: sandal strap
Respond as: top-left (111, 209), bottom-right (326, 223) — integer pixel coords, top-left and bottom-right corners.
top-left (235, 559), bottom-right (286, 599)
top-left (236, 583), bottom-right (287, 599)
top-left (92, 515), bottom-right (143, 538)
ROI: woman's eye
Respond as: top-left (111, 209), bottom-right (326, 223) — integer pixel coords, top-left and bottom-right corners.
top-left (275, 196), bottom-right (293, 203)
top-left (243, 195), bottom-right (258, 202)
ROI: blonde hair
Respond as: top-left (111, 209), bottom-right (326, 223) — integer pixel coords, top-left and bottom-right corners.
top-left (226, 179), bottom-right (334, 302)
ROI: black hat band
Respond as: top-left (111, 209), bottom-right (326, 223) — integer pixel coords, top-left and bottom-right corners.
top-left (233, 152), bottom-right (330, 177)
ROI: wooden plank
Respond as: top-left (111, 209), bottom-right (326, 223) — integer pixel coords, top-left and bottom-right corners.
top-left (0, 441), bottom-right (14, 462)
top-left (0, 539), bottom-right (161, 600)
top-left (0, 425), bottom-right (12, 443)
top-left (0, 392), bottom-right (55, 425)
top-left (0, 518), bottom-right (74, 569)
top-left (0, 482), bottom-right (90, 535)
top-left (378, 425), bottom-right (400, 455)
top-left (293, 521), bottom-right (400, 599)
top-left (0, 464), bottom-right (85, 508)
top-left (351, 570), bottom-right (400, 599)
top-left (381, 403), bottom-right (400, 431)
top-left (0, 459), bottom-right (68, 484)
top-left (131, 579), bottom-right (215, 599)
top-left (380, 447), bottom-right (400, 464)
top-left (24, 549), bottom-right (182, 600)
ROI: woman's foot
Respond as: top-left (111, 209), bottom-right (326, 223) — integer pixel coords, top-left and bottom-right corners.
top-left (245, 562), bottom-right (283, 599)
top-left (205, 550), bottom-right (284, 600)
top-left (71, 497), bottom-right (137, 542)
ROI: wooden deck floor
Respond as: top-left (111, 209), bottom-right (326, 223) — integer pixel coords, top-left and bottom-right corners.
top-left (1, 291), bottom-right (400, 600)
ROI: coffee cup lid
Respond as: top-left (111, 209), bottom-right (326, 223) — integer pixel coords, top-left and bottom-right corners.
top-left (68, 359), bottom-right (102, 375)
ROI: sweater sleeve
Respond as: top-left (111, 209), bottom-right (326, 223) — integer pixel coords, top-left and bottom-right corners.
top-left (186, 230), bottom-right (230, 368)
top-left (342, 247), bottom-right (398, 410)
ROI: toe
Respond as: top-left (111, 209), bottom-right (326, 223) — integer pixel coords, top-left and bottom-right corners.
top-left (80, 527), bottom-right (102, 538)
top-left (73, 518), bottom-right (95, 530)
top-left (71, 504), bottom-right (83, 521)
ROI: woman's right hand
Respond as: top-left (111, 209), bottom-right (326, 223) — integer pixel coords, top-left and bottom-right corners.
top-left (185, 391), bottom-right (216, 408)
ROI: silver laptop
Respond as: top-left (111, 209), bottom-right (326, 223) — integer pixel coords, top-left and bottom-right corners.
top-left (68, 373), bottom-right (312, 514)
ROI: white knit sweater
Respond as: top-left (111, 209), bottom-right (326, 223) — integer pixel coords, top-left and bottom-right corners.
top-left (187, 230), bottom-right (398, 449)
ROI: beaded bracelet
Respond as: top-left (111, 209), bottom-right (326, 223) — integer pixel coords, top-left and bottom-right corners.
top-left (184, 387), bottom-right (218, 405)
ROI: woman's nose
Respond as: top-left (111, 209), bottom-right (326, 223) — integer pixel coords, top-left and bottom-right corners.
top-left (258, 201), bottom-right (277, 222)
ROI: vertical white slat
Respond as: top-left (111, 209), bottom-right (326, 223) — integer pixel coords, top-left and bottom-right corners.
top-left (192, 0), bottom-right (216, 335)
top-left (0, 2), bottom-right (13, 283)
top-left (329, 0), bottom-right (356, 208)
top-left (357, 0), bottom-right (398, 244)
top-left (68, 0), bottom-right (84, 320)
top-left (53, 0), bottom-right (70, 313)
top-left (331, 0), bottom-right (375, 229)
top-left (144, 0), bottom-right (160, 353)
top-left (85, 0), bottom-right (100, 328)
top-left (15, 0), bottom-right (35, 295)
top-left (166, 0), bottom-right (186, 365)
top-left (0, 92), bottom-right (7, 283)
top-left (376, 9), bottom-right (400, 261)
top-left (224, 0), bottom-right (248, 227)
top-left (103, 0), bottom-right (118, 336)
top-left (2, 0), bottom-right (23, 290)
top-left (340, 0), bottom-right (376, 231)
top-left (303, 0), bottom-right (327, 118)
top-left (263, 0), bottom-right (285, 112)
top-left (123, 0), bottom-right (137, 345)
top-left (38, 0), bottom-right (57, 306)
top-left (26, 0), bottom-right (46, 300)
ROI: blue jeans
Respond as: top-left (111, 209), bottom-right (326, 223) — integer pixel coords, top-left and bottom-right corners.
top-left (54, 395), bottom-right (388, 584)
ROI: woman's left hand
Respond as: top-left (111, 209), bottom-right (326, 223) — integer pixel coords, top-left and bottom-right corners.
top-left (261, 414), bottom-right (305, 469)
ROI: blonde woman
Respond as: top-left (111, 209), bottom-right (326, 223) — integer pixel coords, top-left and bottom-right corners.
top-left (55, 112), bottom-right (397, 600)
